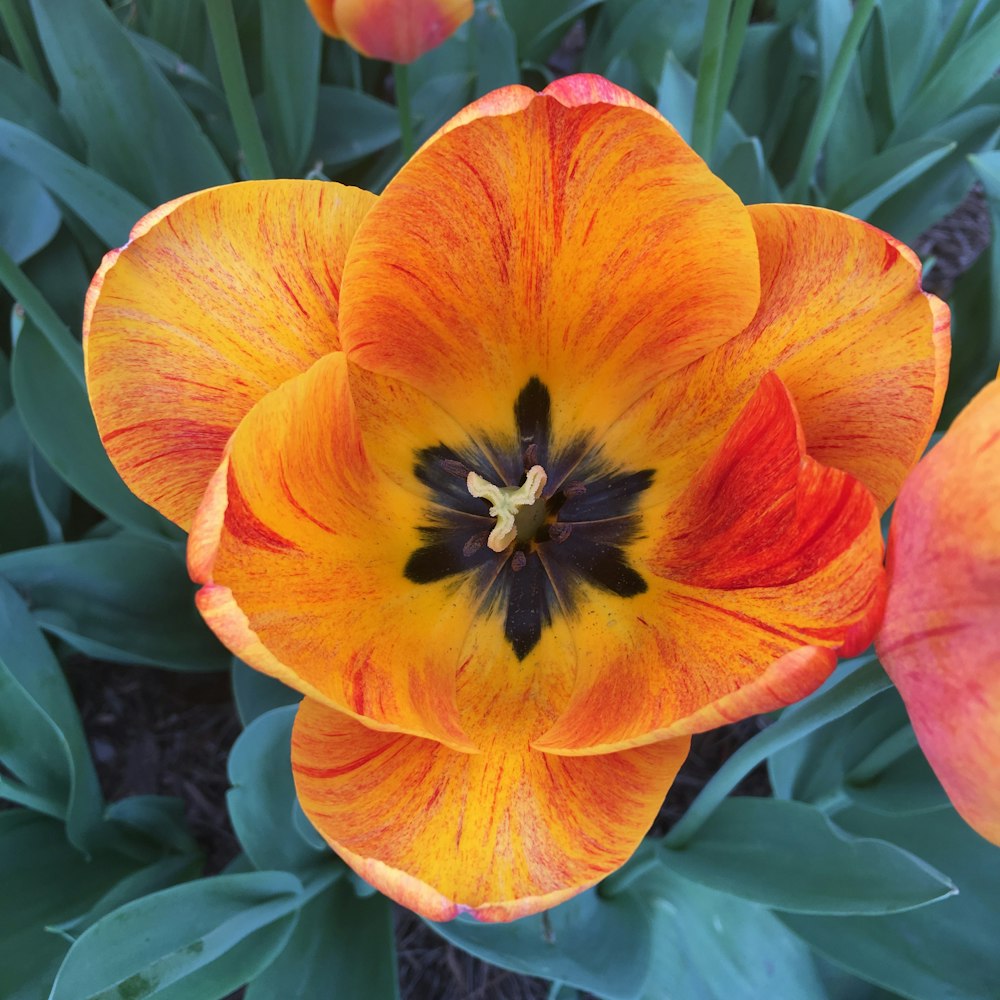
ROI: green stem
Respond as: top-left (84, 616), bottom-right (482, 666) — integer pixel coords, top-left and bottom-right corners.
top-left (204, 0), bottom-right (274, 179)
top-left (0, 0), bottom-right (47, 88)
top-left (789, 0), bottom-right (876, 202)
top-left (691, 0), bottom-right (732, 161)
top-left (395, 62), bottom-right (415, 161)
top-left (709, 0), bottom-right (753, 150)
top-left (0, 243), bottom-right (84, 384)
top-left (663, 659), bottom-right (890, 850)
top-left (349, 47), bottom-right (363, 91)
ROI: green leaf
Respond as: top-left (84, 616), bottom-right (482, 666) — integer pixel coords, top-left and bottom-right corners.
top-left (892, 10), bottom-right (1000, 142)
top-left (48, 872), bottom-right (304, 1000)
top-left (0, 535), bottom-right (226, 671)
top-left (28, 0), bottom-right (230, 204)
top-left (639, 863), bottom-right (827, 999)
top-left (428, 885), bottom-right (651, 1000)
top-left (0, 160), bottom-right (60, 264)
top-left (0, 577), bottom-right (103, 852)
top-left (661, 797), bottom-right (955, 914)
top-left (715, 137), bottom-right (782, 204)
top-left (0, 407), bottom-right (49, 552)
top-left (0, 811), bottom-right (143, 1000)
top-left (473, 2), bottom-right (519, 97)
top-left (310, 87), bottom-right (400, 169)
top-left (0, 120), bottom-right (147, 248)
top-left (870, 0), bottom-right (941, 118)
top-left (829, 138), bottom-right (955, 217)
top-left (129, 34), bottom-right (228, 119)
top-left (781, 807), bottom-right (1000, 1000)
top-left (103, 796), bottom-right (201, 862)
top-left (245, 880), bottom-right (398, 1000)
top-left (227, 706), bottom-right (331, 873)
top-left (0, 56), bottom-right (77, 150)
top-left (260, 0), bottom-right (320, 176)
top-left (232, 657), bottom-right (299, 726)
top-left (11, 318), bottom-right (174, 538)
top-left (503, 0), bottom-right (605, 63)
top-left (845, 746), bottom-right (951, 816)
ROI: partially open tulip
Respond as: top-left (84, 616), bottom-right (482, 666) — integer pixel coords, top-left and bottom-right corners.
top-left (877, 375), bottom-right (1000, 846)
top-left (305, 0), bottom-right (473, 63)
top-left (84, 75), bottom-right (948, 920)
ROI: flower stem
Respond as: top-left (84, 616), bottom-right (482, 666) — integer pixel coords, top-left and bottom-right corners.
top-left (0, 243), bottom-right (84, 384)
top-left (663, 658), bottom-right (890, 850)
top-left (0, 0), bottom-right (47, 88)
top-left (789, 0), bottom-right (876, 202)
top-left (204, 0), bottom-right (274, 180)
top-left (395, 62), bottom-right (415, 161)
top-left (709, 0), bottom-right (753, 150)
top-left (691, 0), bottom-right (732, 161)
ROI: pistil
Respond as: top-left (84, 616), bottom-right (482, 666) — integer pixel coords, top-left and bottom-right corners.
top-left (467, 465), bottom-right (548, 553)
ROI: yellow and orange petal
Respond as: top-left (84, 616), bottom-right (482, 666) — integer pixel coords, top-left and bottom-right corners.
top-left (537, 374), bottom-right (885, 755)
top-left (307, 0), bottom-right (473, 63)
top-left (877, 378), bottom-right (1000, 846)
top-left (339, 79), bottom-right (760, 454)
top-left (599, 204), bottom-right (948, 516)
top-left (292, 697), bottom-right (688, 921)
top-left (84, 181), bottom-right (376, 529)
top-left (188, 351), bottom-right (480, 751)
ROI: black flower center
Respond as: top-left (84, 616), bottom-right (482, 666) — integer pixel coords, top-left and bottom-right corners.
top-left (404, 378), bottom-right (653, 659)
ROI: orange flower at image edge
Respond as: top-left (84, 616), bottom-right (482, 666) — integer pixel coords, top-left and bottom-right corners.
top-left (84, 75), bottom-right (948, 921)
top-left (878, 375), bottom-right (1000, 847)
top-left (305, 0), bottom-right (472, 63)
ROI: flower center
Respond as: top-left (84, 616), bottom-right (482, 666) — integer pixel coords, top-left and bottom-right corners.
top-left (467, 465), bottom-right (548, 552)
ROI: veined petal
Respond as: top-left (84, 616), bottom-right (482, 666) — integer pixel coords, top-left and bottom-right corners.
top-left (339, 77), bottom-right (760, 452)
top-left (600, 205), bottom-right (949, 516)
top-left (330, 0), bottom-right (472, 62)
top-left (292, 696), bottom-right (688, 921)
top-left (187, 351), bottom-right (478, 750)
top-left (85, 180), bottom-right (376, 528)
top-left (877, 379), bottom-right (1000, 846)
top-left (537, 375), bottom-right (885, 754)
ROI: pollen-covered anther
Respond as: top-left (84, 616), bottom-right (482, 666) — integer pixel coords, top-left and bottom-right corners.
top-left (549, 522), bottom-right (572, 544)
top-left (511, 551), bottom-right (527, 572)
top-left (466, 465), bottom-right (548, 553)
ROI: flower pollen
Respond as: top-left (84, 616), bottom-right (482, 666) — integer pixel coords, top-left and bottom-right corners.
top-left (467, 465), bottom-right (548, 552)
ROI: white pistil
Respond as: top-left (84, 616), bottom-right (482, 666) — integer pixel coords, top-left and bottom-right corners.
top-left (467, 465), bottom-right (548, 553)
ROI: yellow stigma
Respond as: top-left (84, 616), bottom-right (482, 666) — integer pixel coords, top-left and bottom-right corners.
top-left (467, 465), bottom-right (548, 553)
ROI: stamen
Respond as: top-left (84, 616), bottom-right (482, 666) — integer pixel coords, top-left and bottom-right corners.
top-left (523, 443), bottom-right (539, 469)
top-left (511, 551), bottom-right (527, 572)
top-left (467, 465), bottom-right (548, 553)
top-left (549, 522), bottom-right (572, 544)
top-left (440, 458), bottom-right (470, 480)
top-left (462, 531), bottom-right (490, 557)
top-left (564, 481), bottom-right (587, 498)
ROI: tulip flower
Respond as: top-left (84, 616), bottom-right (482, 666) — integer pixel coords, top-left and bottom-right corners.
top-left (84, 75), bottom-right (948, 921)
top-left (877, 375), bottom-right (999, 845)
top-left (305, 0), bottom-right (472, 63)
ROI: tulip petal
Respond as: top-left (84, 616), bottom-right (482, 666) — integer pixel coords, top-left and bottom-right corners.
top-left (536, 374), bottom-right (885, 754)
top-left (600, 205), bottom-right (948, 516)
top-left (188, 351), bottom-right (485, 750)
top-left (305, 0), bottom-right (339, 36)
top-left (877, 379), bottom-right (1000, 846)
top-left (292, 696), bottom-right (688, 921)
top-left (340, 77), bottom-right (760, 453)
top-left (333, 0), bottom-right (473, 62)
top-left (85, 180), bottom-right (376, 528)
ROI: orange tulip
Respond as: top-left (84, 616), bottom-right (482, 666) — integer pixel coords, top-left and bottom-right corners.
top-left (877, 376), bottom-right (1000, 846)
top-left (84, 75), bottom-right (948, 921)
top-left (305, 0), bottom-right (472, 63)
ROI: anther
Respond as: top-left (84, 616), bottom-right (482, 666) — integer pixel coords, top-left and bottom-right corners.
top-left (522, 443), bottom-right (539, 469)
top-left (441, 458), bottom-right (470, 480)
top-left (462, 531), bottom-right (489, 557)
top-left (549, 522), bottom-right (573, 544)
top-left (564, 481), bottom-right (587, 498)
top-left (511, 550), bottom-right (527, 572)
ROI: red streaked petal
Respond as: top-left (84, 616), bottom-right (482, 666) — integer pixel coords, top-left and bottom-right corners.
top-left (292, 697), bottom-right (688, 921)
top-left (877, 378), bottom-right (1000, 846)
